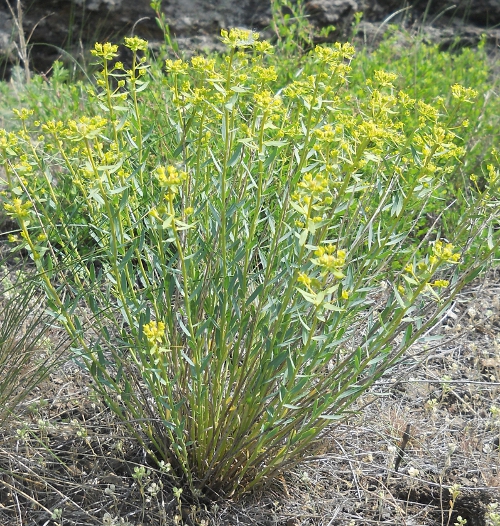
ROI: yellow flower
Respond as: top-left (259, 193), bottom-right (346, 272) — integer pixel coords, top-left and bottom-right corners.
top-left (156, 165), bottom-right (187, 190)
top-left (373, 69), bottom-right (398, 88)
top-left (417, 100), bottom-right (439, 122)
top-left (398, 90), bottom-right (415, 108)
top-left (297, 172), bottom-right (328, 195)
top-left (124, 36), bottom-right (148, 52)
top-left (3, 198), bottom-right (32, 219)
top-left (143, 321), bottom-right (166, 344)
top-left (432, 240), bottom-right (461, 264)
top-left (314, 42), bottom-right (355, 64)
top-left (42, 120), bottom-right (65, 134)
top-left (315, 124), bottom-right (337, 143)
top-left (252, 65), bottom-right (277, 83)
top-left (254, 40), bottom-right (274, 54)
top-left (220, 28), bottom-right (259, 49)
top-left (165, 59), bottom-right (188, 75)
top-left (312, 244), bottom-right (346, 278)
top-left (253, 90), bottom-right (283, 112)
top-left (451, 84), bottom-right (478, 103)
top-left (91, 42), bottom-right (119, 60)
top-left (191, 56), bottom-right (216, 73)
top-left (148, 208), bottom-right (161, 220)
top-left (432, 280), bottom-right (449, 288)
top-left (12, 108), bottom-right (34, 121)
top-left (298, 272), bottom-right (312, 287)
top-left (66, 115), bottom-right (108, 141)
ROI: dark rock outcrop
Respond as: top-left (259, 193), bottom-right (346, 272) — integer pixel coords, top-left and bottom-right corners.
top-left (306, 1), bottom-right (500, 34)
top-left (305, 0), bottom-right (358, 25)
top-left (0, 0), bottom-right (499, 79)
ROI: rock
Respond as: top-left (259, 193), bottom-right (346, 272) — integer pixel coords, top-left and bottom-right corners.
top-left (0, 0), bottom-right (271, 77)
top-left (305, 0), bottom-right (358, 25)
top-left (0, 14), bottom-right (16, 65)
top-left (356, 19), bottom-right (500, 51)
top-left (389, 0), bottom-right (500, 26)
top-left (0, 0), bottom-right (499, 80)
top-left (360, 0), bottom-right (500, 26)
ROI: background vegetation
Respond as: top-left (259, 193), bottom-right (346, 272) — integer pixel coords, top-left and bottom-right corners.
top-left (0, 1), bottom-right (498, 524)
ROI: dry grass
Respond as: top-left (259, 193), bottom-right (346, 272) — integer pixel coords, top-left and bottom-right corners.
top-left (0, 251), bottom-right (72, 429)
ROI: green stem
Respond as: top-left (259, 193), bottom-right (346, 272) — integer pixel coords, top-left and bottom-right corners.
top-left (129, 51), bottom-right (144, 186)
top-left (103, 58), bottom-right (118, 144)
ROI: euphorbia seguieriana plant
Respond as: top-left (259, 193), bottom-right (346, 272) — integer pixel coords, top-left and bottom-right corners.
top-left (1, 29), bottom-right (499, 498)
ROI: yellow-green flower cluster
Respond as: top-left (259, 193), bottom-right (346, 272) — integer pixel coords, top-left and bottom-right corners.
top-left (297, 272), bottom-right (315, 289)
top-left (296, 244), bottom-right (348, 308)
top-left (313, 42), bottom-right (355, 81)
top-left (91, 42), bottom-right (119, 60)
top-left (311, 244), bottom-right (346, 279)
top-left (356, 118), bottom-right (402, 148)
top-left (369, 90), bottom-right (397, 119)
top-left (315, 124), bottom-right (339, 144)
top-left (282, 79), bottom-right (316, 99)
top-left (400, 240), bottom-right (461, 300)
top-left (373, 70), bottom-right (398, 88)
top-left (143, 321), bottom-right (166, 345)
top-left (405, 241), bottom-right (460, 275)
top-left (292, 170), bottom-right (333, 227)
top-left (41, 120), bottom-right (65, 135)
top-left (314, 42), bottom-right (355, 64)
top-left (487, 163), bottom-right (499, 185)
top-left (416, 100), bottom-right (440, 124)
top-left (12, 108), bottom-right (34, 121)
top-left (220, 28), bottom-right (260, 49)
top-left (0, 129), bottom-right (19, 152)
top-left (253, 90), bottom-right (283, 112)
top-left (10, 157), bottom-right (34, 177)
top-left (429, 240), bottom-right (461, 266)
top-left (297, 172), bottom-right (329, 196)
top-left (191, 56), bottom-right (217, 75)
top-left (451, 84), bottom-right (478, 103)
top-left (165, 59), bottom-right (189, 75)
top-left (432, 279), bottom-right (449, 288)
top-left (415, 125), bottom-right (466, 164)
top-left (124, 36), bottom-right (148, 52)
top-left (156, 165), bottom-right (187, 192)
top-left (3, 197), bottom-right (32, 220)
top-left (251, 65), bottom-right (278, 83)
top-left (254, 40), bottom-right (274, 54)
top-left (398, 90), bottom-right (416, 111)
top-left (65, 116), bottom-right (108, 141)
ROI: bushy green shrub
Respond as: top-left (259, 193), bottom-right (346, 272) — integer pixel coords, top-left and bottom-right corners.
top-left (348, 31), bottom-right (500, 253)
top-left (1, 30), bottom-right (498, 499)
